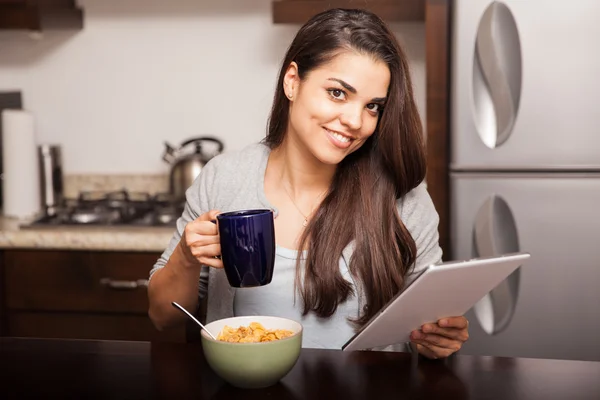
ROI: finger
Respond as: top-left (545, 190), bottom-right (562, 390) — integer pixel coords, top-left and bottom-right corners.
top-left (185, 218), bottom-right (219, 236)
top-left (415, 343), bottom-right (439, 359)
top-left (421, 323), bottom-right (469, 342)
top-left (438, 316), bottom-right (469, 329)
top-left (186, 233), bottom-right (220, 247)
top-left (190, 242), bottom-right (224, 269)
top-left (411, 332), bottom-right (463, 352)
top-left (414, 342), bottom-right (455, 359)
top-left (197, 256), bottom-right (224, 269)
top-left (197, 209), bottom-right (221, 222)
top-left (189, 243), bottom-right (221, 260)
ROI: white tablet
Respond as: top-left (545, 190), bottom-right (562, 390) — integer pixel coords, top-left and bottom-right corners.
top-left (342, 252), bottom-right (531, 351)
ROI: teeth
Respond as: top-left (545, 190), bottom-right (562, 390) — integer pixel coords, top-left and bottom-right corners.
top-left (327, 129), bottom-right (351, 143)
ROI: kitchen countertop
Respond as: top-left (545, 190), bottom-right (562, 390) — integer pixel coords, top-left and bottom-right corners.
top-left (0, 216), bottom-right (175, 252)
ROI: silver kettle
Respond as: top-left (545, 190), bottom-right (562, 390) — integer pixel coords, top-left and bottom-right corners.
top-left (163, 137), bottom-right (224, 200)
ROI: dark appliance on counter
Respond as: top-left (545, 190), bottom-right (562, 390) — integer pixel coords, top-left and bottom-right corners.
top-left (38, 144), bottom-right (64, 217)
top-left (21, 189), bottom-right (184, 228)
top-left (0, 91), bottom-right (23, 209)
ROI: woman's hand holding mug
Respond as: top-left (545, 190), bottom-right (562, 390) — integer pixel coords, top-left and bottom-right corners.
top-left (178, 208), bottom-right (276, 288)
top-left (179, 209), bottom-right (224, 269)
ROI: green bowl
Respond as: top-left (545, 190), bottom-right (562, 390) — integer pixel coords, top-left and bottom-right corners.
top-left (201, 316), bottom-right (303, 389)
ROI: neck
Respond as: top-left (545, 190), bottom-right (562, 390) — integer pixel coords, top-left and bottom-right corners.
top-left (270, 137), bottom-right (335, 198)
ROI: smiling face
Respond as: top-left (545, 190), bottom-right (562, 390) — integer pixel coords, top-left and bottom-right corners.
top-left (283, 51), bottom-right (391, 165)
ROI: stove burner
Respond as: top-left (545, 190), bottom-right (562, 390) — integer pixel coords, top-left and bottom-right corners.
top-left (71, 208), bottom-right (121, 225)
top-left (24, 190), bottom-right (184, 228)
top-left (154, 205), bottom-right (180, 226)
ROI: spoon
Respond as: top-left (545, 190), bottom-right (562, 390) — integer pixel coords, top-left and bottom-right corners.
top-left (171, 301), bottom-right (217, 340)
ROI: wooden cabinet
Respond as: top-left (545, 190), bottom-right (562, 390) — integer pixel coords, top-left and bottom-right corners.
top-left (0, 249), bottom-right (187, 343)
top-left (0, 0), bottom-right (83, 31)
top-left (272, 0), bottom-right (425, 24)
top-left (424, 0), bottom-right (451, 257)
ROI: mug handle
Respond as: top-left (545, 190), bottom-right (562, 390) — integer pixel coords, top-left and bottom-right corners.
top-left (210, 219), bottom-right (221, 259)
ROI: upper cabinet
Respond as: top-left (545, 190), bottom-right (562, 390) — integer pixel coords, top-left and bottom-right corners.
top-left (271, 0), bottom-right (425, 23)
top-left (0, 0), bottom-right (83, 31)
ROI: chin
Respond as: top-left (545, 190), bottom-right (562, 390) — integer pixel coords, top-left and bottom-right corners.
top-left (311, 146), bottom-right (350, 166)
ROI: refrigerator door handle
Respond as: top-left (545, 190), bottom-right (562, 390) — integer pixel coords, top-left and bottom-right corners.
top-left (472, 195), bottom-right (521, 335)
top-left (473, 2), bottom-right (522, 149)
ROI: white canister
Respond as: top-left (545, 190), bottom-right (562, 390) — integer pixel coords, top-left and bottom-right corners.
top-left (1, 109), bottom-right (40, 219)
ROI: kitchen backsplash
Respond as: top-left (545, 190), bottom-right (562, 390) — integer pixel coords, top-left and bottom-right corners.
top-left (63, 174), bottom-right (169, 198)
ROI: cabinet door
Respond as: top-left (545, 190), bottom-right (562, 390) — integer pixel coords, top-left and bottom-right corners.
top-left (4, 250), bottom-right (157, 313)
top-left (5, 250), bottom-right (93, 312)
top-left (3, 250), bottom-right (184, 342)
top-left (7, 312), bottom-right (178, 342)
top-left (0, 250), bottom-right (6, 336)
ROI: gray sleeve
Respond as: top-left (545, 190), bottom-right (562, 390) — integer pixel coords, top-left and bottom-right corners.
top-left (148, 157), bottom-right (220, 299)
top-left (398, 182), bottom-right (444, 288)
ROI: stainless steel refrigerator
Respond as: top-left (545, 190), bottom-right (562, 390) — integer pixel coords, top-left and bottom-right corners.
top-left (450, 0), bottom-right (600, 362)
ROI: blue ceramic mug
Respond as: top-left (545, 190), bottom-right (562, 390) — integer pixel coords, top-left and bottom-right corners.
top-left (216, 209), bottom-right (276, 288)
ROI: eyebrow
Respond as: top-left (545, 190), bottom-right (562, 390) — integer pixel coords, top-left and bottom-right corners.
top-left (327, 78), bottom-right (387, 103)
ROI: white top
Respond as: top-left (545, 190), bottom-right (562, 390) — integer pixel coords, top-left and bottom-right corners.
top-left (234, 246), bottom-right (359, 349)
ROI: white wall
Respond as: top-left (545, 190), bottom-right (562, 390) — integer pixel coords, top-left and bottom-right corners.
top-left (0, 0), bottom-right (425, 174)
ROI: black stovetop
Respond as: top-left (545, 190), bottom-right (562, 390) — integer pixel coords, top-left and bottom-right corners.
top-left (22, 190), bottom-right (183, 228)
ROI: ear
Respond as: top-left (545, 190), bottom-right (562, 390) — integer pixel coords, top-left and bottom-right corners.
top-left (282, 61), bottom-right (300, 101)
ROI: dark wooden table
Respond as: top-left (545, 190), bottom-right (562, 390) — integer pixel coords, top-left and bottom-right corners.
top-left (1, 337), bottom-right (599, 399)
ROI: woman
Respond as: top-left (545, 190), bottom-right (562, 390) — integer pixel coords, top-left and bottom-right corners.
top-left (148, 8), bottom-right (468, 359)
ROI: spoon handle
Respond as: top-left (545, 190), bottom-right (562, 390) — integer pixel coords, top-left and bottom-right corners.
top-left (171, 301), bottom-right (217, 340)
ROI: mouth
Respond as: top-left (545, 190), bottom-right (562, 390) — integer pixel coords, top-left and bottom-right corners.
top-left (324, 127), bottom-right (354, 148)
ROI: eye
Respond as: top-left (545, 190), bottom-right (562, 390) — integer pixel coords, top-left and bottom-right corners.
top-left (327, 88), bottom-right (346, 100)
top-left (366, 103), bottom-right (383, 114)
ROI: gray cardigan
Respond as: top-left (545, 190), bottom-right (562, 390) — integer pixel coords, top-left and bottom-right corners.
top-left (150, 143), bottom-right (443, 350)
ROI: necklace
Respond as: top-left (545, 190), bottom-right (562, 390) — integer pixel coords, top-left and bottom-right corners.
top-left (281, 181), bottom-right (328, 227)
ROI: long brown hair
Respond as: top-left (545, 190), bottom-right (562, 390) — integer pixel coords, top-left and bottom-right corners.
top-left (264, 8), bottom-right (427, 326)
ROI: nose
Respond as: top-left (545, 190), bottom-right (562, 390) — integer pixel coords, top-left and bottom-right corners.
top-left (339, 104), bottom-right (363, 131)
